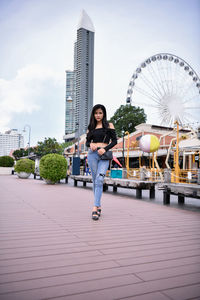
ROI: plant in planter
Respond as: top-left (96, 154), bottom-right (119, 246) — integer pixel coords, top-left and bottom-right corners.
top-left (14, 159), bottom-right (35, 179)
top-left (39, 154), bottom-right (67, 184)
top-left (0, 156), bottom-right (15, 175)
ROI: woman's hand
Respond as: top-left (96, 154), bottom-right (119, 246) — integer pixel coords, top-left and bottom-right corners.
top-left (98, 148), bottom-right (106, 156)
top-left (90, 143), bottom-right (97, 151)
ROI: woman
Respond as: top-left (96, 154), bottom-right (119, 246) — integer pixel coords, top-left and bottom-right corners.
top-left (86, 104), bottom-right (117, 220)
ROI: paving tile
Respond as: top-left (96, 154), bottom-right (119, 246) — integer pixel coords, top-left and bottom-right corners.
top-left (0, 238), bottom-right (199, 268)
top-left (1, 175), bottom-right (200, 300)
top-left (0, 232), bottom-right (72, 242)
top-left (100, 241), bottom-right (200, 256)
top-left (0, 241), bottom-right (88, 256)
top-left (116, 249), bottom-right (200, 266)
top-left (2, 256), bottom-right (200, 294)
top-left (0, 249), bottom-right (102, 268)
top-left (0, 243), bottom-right (97, 260)
top-left (121, 291), bottom-right (170, 300)
top-left (1, 246), bottom-right (199, 277)
top-left (0, 235), bottom-right (81, 249)
top-left (137, 263), bottom-right (200, 281)
top-left (86, 232), bottom-right (200, 246)
top-left (40, 273), bottom-right (200, 300)
top-left (0, 236), bottom-right (198, 261)
top-left (163, 283), bottom-right (200, 300)
top-left (122, 255), bottom-right (200, 273)
top-left (0, 274), bottom-right (141, 300)
top-left (0, 261), bottom-right (119, 284)
top-left (0, 265), bottom-right (141, 294)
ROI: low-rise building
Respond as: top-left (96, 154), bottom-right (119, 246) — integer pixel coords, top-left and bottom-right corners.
top-left (0, 129), bottom-right (24, 157)
top-left (64, 123), bottom-right (195, 169)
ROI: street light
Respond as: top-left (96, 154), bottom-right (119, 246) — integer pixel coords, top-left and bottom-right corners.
top-left (125, 131), bottom-right (130, 174)
top-left (23, 124), bottom-right (31, 157)
top-left (122, 130), bottom-right (125, 168)
top-left (76, 122), bottom-right (80, 157)
top-left (72, 122), bottom-right (80, 175)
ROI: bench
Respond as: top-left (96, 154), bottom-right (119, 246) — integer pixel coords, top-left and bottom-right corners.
top-left (70, 175), bottom-right (156, 199)
top-left (162, 183), bottom-right (200, 204)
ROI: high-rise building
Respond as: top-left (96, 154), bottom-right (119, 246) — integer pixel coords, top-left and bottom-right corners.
top-left (64, 10), bottom-right (95, 142)
top-left (65, 70), bottom-right (76, 135)
top-left (0, 129), bottom-right (24, 156)
top-left (75, 10), bottom-right (95, 136)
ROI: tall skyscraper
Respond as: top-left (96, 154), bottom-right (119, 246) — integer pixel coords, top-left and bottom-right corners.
top-left (65, 70), bottom-right (76, 135)
top-left (64, 10), bottom-right (95, 141)
top-left (75, 10), bottom-right (95, 136)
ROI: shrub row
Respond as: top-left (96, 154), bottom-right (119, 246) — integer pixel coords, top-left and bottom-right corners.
top-left (0, 156), bottom-right (14, 167)
top-left (14, 154), bottom-right (68, 184)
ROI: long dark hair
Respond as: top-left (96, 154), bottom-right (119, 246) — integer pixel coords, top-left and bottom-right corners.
top-left (88, 104), bottom-right (109, 131)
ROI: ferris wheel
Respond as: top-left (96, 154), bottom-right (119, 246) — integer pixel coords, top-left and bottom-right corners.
top-left (126, 53), bottom-right (200, 127)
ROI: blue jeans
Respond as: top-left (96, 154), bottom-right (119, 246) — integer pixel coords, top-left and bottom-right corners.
top-left (87, 149), bottom-right (109, 207)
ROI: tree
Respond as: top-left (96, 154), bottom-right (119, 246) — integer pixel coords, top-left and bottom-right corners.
top-left (12, 148), bottom-right (34, 160)
top-left (109, 105), bottom-right (147, 137)
top-left (60, 141), bottom-right (74, 153)
top-left (34, 137), bottom-right (63, 157)
top-left (12, 149), bottom-right (26, 160)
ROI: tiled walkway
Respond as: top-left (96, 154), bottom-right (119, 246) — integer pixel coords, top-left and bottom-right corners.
top-left (0, 175), bottom-right (200, 300)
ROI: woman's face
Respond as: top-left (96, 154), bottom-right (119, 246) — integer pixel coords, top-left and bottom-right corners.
top-left (94, 108), bottom-right (104, 122)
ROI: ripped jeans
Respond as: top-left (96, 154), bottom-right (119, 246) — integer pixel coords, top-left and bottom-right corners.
top-left (87, 149), bottom-right (110, 207)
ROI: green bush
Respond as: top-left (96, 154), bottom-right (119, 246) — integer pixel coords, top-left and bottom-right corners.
top-left (39, 154), bottom-right (67, 184)
top-left (14, 159), bottom-right (35, 174)
top-left (0, 156), bottom-right (14, 167)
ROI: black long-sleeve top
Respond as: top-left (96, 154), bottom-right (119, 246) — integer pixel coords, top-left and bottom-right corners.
top-left (86, 127), bottom-right (117, 152)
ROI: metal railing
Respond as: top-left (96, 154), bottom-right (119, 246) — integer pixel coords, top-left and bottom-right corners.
top-left (171, 169), bottom-right (198, 184)
top-left (126, 168), bottom-right (140, 179)
top-left (145, 169), bottom-right (164, 182)
top-left (127, 168), bottom-right (164, 182)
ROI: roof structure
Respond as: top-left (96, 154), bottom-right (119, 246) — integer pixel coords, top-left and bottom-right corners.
top-left (179, 137), bottom-right (200, 150)
top-left (77, 9), bottom-right (95, 32)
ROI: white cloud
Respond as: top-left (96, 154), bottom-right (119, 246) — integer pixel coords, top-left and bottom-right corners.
top-left (0, 0), bottom-right (199, 142)
top-left (0, 64), bottom-right (64, 134)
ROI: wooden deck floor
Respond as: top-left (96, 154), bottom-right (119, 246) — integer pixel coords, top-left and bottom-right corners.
top-left (0, 175), bottom-right (200, 300)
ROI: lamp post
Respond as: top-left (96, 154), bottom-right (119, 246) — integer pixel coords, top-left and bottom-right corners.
top-left (76, 122), bottom-right (80, 157)
top-left (23, 124), bottom-right (31, 157)
top-left (125, 131), bottom-right (130, 174)
top-left (122, 130), bottom-right (125, 167)
top-left (72, 122), bottom-right (80, 176)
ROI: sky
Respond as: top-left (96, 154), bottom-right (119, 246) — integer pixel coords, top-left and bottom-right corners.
top-left (0, 0), bottom-right (200, 147)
